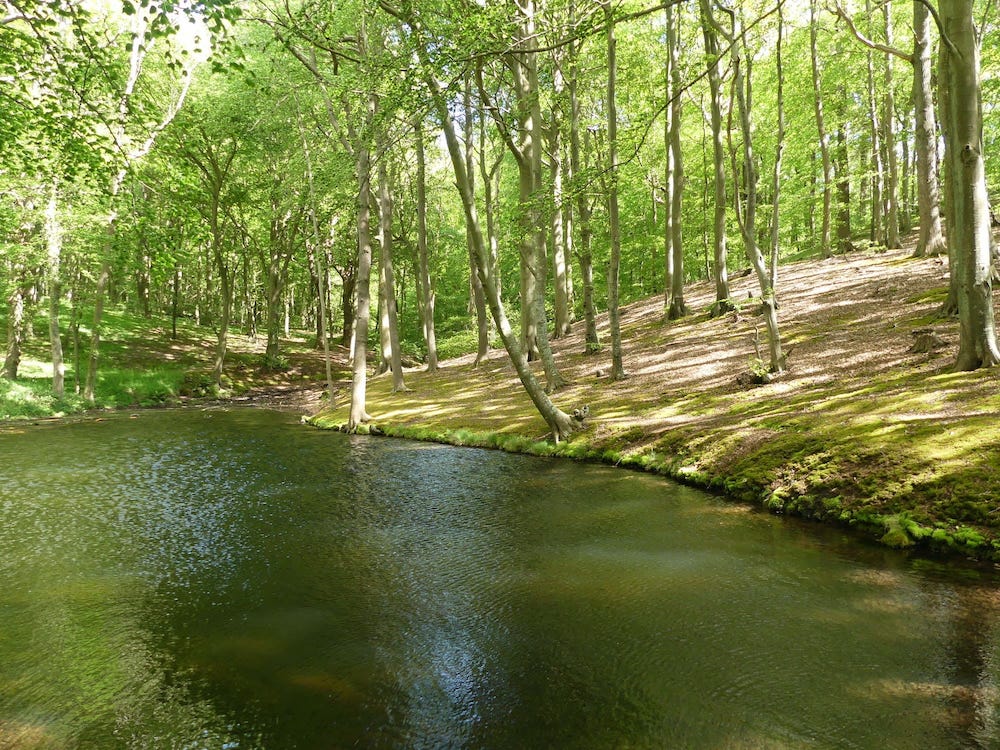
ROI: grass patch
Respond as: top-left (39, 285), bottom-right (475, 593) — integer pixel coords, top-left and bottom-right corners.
top-left (0, 376), bottom-right (89, 420)
top-left (1, 304), bottom-right (340, 421)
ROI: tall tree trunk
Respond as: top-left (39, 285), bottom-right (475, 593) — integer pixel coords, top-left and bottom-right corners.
top-left (377, 157), bottom-right (406, 392)
top-left (467, 75), bottom-right (491, 365)
top-left (171, 262), bottom-right (180, 340)
top-left (882, 1), bottom-right (901, 249)
top-left (912, 0), bottom-right (946, 258)
top-left (415, 119), bottom-right (438, 372)
top-left (665, 2), bottom-right (687, 320)
top-left (264, 216), bottom-right (293, 370)
top-left (312, 265), bottom-right (324, 349)
top-left (213, 268), bottom-right (233, 386)
top-left (549, 48), bottom-right (572, 339)
top-left (900, 120), bottom-right (912, 232)
top-left (561, 141), bottom-right (575, 323)
top-left (70, 269), bottom-right (82, 393)
top-left (605, 1), bottom-right (625, 380)
top-left (306, 240), bottom-right (335, 402)
top-left (511, 51), bottom-right (540, 361)
top-left (703, 108), bottom-right (712, 279)
top-left (318, 248), bottom-right (334, 402)
top-left (550, 120), bottom-right (572, 338)
top-left (865, 0), bottom-right (885, 246)
top-left (84, 257), bottom-right (110, 402)
top-left (45, 181), bottom-right (65, 397)
top-left (406, 15), bottom-right (579, 441)
top-left (940, 0), bottom-right (1000, 369)
top-left (520, 0), bottom-right (565, 391)
top-left (3, 275), bottom-right (27, 380)
top-left (285, 289), bottom-right (291, 338)
top-left (769, 4), bottom-right (785, 291)
top-left (810, 0), bottom-right (834, 258)
top-left (727, 6), bottom-right (784, 373)
top-left (700, 0), bottom-right (733, 313)
top-left (264, 276), bottom-right (283, 366)
top-left (835, 117), bottom-right (852, 253)
top-left (199, 178), bottom-right (232, 388)
top-left (568, 4), bottom-right (599, 353)
top-left (339, 267), bottom-right (356, 349)
top-left (348, 115), bottom-right (375, 429)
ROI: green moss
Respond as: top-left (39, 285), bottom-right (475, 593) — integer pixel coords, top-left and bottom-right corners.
top-left (880, 514), bottom-right (916, 548)
top-left (906, 286), bottom-right (948, 305)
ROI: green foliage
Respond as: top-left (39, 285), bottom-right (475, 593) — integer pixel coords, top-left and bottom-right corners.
top-left (0, 377), bottom-right (88, 420)
top-left (180, 371), bottom-right (220, 398)
top-left (0, 362), bottom-right (185, 419)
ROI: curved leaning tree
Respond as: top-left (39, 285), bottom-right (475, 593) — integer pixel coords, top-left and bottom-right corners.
top-left (386, 0), bottom-right (583, 443)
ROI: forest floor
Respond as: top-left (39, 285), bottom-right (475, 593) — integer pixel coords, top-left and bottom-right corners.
top-left (310, 232), bottom-right (1000, 560)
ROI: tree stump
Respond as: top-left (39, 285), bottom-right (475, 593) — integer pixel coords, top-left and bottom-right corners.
top-left (909, 328), bottom-right (948, 354)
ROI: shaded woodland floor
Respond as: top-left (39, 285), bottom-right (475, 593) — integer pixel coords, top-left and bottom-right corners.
top-left (313, 232), bottom-right (1000, 559)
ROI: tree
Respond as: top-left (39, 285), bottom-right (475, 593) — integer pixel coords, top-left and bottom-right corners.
top-left (566, 0), bottom-right (601, 353)
top-left (45, 182), bottom-right (65, 395)
top-left (348, 96), bottom-right (376, 429)
top-left (911, 0), bottom-right (946, 258)
top-left (939, 0), bottom-right (1000, 370)
top-left (721, 0), bottom-right (784, 374)
top-left (604, 0), bottom-right (626, 381)
top-left (700, 0), bottom-right (733, 314)
top-left (466, 74), bottom-right (492, 366)
top-left (881, 0), bottom-right (901, 249)
top-left (476, 0), bottom-right (566, 391)
top-left (664, 1), bottom-right (687, 320)
top-left (547, 12), bottom-right (574, 340)
top-left (414, 117), bottom-right (439, 372)
top-left (387, 3), bottom-right (581, 441)
top-left (177, 120), bottom-right (241, 386)
top-left (768, 2), bottom-right (785, 292)
top-left (376, 148), bottom-right (407, 392)
top-left (810, 0), bottom-right (834, 259)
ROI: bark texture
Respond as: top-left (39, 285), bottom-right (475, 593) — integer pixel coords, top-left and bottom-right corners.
top-left (940, 0), bottom-right (1000, 370)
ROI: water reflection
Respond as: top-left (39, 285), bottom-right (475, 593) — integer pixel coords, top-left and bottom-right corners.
top-left (1, 408), bottom-right (1000, 748)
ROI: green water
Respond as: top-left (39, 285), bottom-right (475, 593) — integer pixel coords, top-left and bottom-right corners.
top-left (1, 408), bottom-right (999, 749)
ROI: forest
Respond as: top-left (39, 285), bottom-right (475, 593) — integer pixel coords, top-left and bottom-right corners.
top-left (3, 0), bottom-right (1000, 547)
top-left (9, 3), bottom-right (1000, 742)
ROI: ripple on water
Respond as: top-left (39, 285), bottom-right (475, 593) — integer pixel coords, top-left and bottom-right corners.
top-left (1, 409), bottom-right (999, 749)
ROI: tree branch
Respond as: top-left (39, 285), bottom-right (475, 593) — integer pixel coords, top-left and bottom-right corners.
top-left (914, 0), bottom-right (961, 58)
top-left (828, 0), bottom-right (913, 64)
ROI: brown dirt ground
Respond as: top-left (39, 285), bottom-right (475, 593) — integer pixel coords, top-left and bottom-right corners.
top-left (343, 232), bottom-right (965, 438)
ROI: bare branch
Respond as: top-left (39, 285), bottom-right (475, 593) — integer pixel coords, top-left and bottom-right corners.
top-left (828, 0), bottom-right (913, 64)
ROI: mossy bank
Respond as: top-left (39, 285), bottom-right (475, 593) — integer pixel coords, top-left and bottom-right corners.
top-left (311, 247), bottom-right (1000, 562)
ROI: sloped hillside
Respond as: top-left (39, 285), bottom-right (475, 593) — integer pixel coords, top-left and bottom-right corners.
top-left (313, 241), bottom-right (1000, 559)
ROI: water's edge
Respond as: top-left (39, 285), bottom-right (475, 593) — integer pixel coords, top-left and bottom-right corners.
top-left (307, 413), bottom-right (1000, 567)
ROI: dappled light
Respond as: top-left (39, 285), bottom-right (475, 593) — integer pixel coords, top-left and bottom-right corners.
top-left (5, 0), bottom-right (1000, 744)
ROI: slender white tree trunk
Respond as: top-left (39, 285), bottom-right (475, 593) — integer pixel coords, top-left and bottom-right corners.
top-left (377, 156), bottom-right (406, 392)
top-left (605, 1), bottom-right (625, 380)
top-left (45, 181), bottom-right (65, 397)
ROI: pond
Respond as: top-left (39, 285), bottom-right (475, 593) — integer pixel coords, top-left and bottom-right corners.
top-left (1, 407), bottom-right (999, 749)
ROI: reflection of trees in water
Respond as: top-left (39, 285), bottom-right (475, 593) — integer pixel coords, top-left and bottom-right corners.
top-left (940, 583), bottom-right (1000, 745)
top-left (357, 440), bottom-right (527, 748)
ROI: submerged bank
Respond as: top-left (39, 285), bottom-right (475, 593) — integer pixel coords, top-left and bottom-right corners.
top-left (311, 246), bottom-right (1000, 561)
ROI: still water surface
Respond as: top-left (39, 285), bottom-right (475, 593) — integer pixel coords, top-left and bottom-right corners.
top-left (2, 408), bottom-right (1000, 748)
